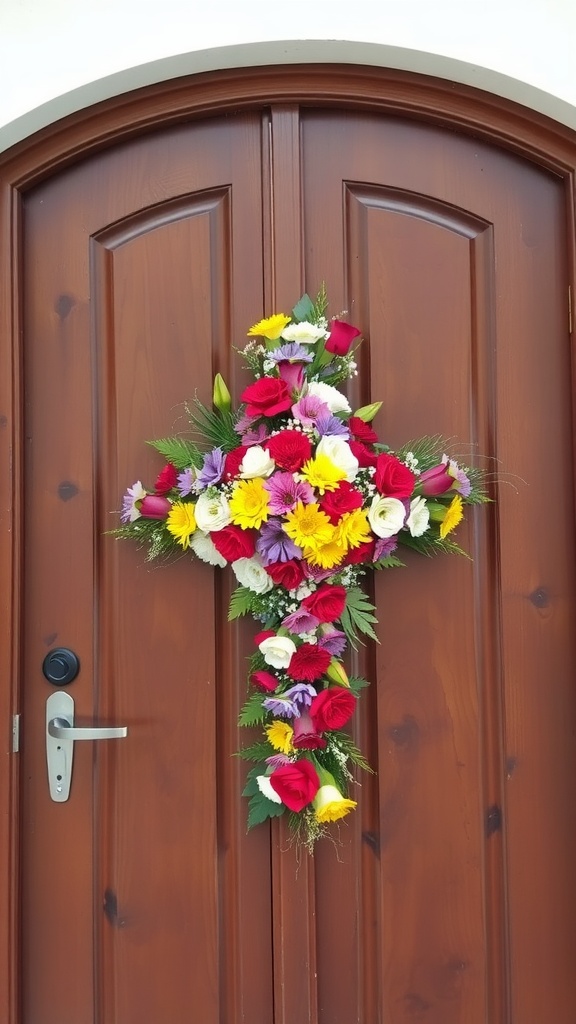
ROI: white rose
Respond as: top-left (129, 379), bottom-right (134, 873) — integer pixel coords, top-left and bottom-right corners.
top-left (306, 380), bottom-right (351, 414)
top-left (316, 435), bottom-right (359, 482)
top-left (256, 775), bottom-right (282, 803)
top-left (281, 321), bottom-right (328, 345)
top-left (259, 634), bottom-right (297, 669)
top-left (189, 530), bottom-right (227, 567)
top-left (368, 495), bottom-right (406, 538)
top-left (232, 555), bottom-right (274, 594)
top-left (194, 491), bottom-right (232, 532)
top-left (406, 496), bottom-right (430, 537)
top-left (239, 445), bottom-right (275, 479)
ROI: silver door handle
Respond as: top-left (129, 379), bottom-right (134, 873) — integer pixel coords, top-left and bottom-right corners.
top-left (48, 717), bottom-right (127, 740)
top-left (46, 691), bottom-right (128, 802)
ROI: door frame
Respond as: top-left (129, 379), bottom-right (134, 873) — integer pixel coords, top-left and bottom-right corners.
top-left (1, 63), bottom-right (576, 1021)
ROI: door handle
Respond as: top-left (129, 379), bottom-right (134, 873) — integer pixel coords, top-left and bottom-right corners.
top-left (46, 691), bottom-right (128, 802)
top-left (48, 718), bottom-right (127, 740)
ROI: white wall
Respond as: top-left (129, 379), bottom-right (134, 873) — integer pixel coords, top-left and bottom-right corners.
top-left (2, 0), bottom-right (576, 153)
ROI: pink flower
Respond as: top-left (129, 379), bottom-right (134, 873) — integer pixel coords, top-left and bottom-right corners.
top-left (139, 495), bottom-right (171, 519)
top-left (419, 464), bottom-right (454, 496)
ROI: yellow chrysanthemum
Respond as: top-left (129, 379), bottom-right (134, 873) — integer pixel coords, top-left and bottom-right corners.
top-left (303, 535), bottom-right (347, 570)
top-left (283, 501), bottom-right (334, 551)
top-left (229, 478), bottom-right (270, 530)
top-left (313, 784), bottom-right (357, 823)
top-left (247, 313), bottom-right (291, 341)
top-left (300, 454), bottom-right (347, 494)
top-left (265, 720), bottom-right (294, 754)
top-left (440, 495), bottom-right (464, 539)
top-left (166, 501), bottom-right (197, 549)
top-left (335, 508), bottom-right (372, 550)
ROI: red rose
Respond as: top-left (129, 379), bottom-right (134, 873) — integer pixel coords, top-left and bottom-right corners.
top-left (139, 495), bottom-right (171, 519)
top-left (310, 687), bottom-right (357, 732)
top-left (325, 319), bottom-right (362, 356)
top-left (292, 710), bottom-right (327, 750)
top-left (210, 524), bottom-right (256, 561)
top-left (302, 584), bottom-right (347, 623)
top-left (342, 540), bottom-right (375, 565)
top-left (241, 378), bottom-right (293, 418)
top-left (286, 644), bottom-right (331, 682)
top-left (265, 559), bottom-right (306, 590)
top-left (269, 759), bottom-right (320, 811)
top-left (155, 463), bottom-right (178, 494)
top-left (223, 445), bottom-right (248, 480)
top-left (265, 430), bottom-right (312, 471)
top-left (319, 481), bottom-right (364, 524)
top-left (374, 453), bottom-right (415, 498)
top-left (250, 670), bottom-right (279, 692)
top-left (349, 416), bottom-right (378, 445)
top-left (349, 440), bottom-right (378, 468)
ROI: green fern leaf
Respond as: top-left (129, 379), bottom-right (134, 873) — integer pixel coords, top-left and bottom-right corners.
top-left (228, 586), bottom-right (257, 620)
top-left (340, 586), bottom-right (379, 649)
top-left (238, 692), bottom-right (267, 727)
top-left (146, 437), bottom-right (203, 469)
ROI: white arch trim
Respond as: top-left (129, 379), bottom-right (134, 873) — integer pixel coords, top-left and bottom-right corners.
top-left (2, 39), bottom-right (576, 156)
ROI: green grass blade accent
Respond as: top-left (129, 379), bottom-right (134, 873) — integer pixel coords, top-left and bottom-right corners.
top-left (146, 436), bottom-right (203, 469)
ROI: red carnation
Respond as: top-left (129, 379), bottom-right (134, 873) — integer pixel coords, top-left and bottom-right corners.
top-left (286, 643), bottom-right (331, 682)
top-left (223, 445), bottom-right (248, 480)
top-left (374, 453), bottom-right (415, 498)
top-left (319, 481), bottom-right (364, 524)
top-left (325, 319), bottom-right (362, 356)
top-left (302, 584), bottom-right (347, 623)
top-left (349, 416), bottom-right (378, 445)
top-left (155, 463), bottom-right (178, 494)
top-left (265, 559), bottom-right (306, 590)
top-left (349, 440), bottom-right (378, 468)
top-left (241, 378), bottom-right (293, 418)
top-left (310, 687), bottom-right (357, 732)
top-left (250, 670), bottom-right (279, 693)
top-left (269, 759), bottom-right (320, 811)
top-left (265, 430), bottom-right (312, 472)
top-left (210, 524), bottom-right (256, 562)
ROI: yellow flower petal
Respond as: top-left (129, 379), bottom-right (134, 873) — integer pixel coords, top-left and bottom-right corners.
top-left (247, 313), bottom-right (291, 341)
top-left (313, 784), bottom-right (357, 823)
top-left (166, 502), bottom-right (197, 549)
top-left (300, 454), bottom-right (346, 494)
top-left (283, 502), bottom-right (334, 551)
top-left (229, 478), bottom-right (270, 530)
top-left (440, 495), bottom-right (464, 539)
top-left (265, 720), bottom-right (294, 754)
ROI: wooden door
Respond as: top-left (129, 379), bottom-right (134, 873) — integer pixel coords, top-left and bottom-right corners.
top-left (16, 101), bottom-right (576, 1024)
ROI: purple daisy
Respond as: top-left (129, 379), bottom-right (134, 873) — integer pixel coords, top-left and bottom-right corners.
top-left (292, 393), bottom-right (330, 426)
top-left (283, 683), bottom-right (317, 709)
top-left (268, 342), bottom-right (314, 364)
top-left (317, 626), bottom-right (347, 657)
top-left (242, 423), bottom-right (270, 446)
top-left (256, 518), bottom-right (302, 564)
top-left (315, 410), bottom-right (350, 438)
top-left (177, 467), bottom-right (196, 497)
top-left (264, 471), bottom-right (314, 515)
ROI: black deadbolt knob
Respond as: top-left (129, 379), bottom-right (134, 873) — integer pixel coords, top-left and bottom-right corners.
top-left (42, 647), bottom-right (80, 685)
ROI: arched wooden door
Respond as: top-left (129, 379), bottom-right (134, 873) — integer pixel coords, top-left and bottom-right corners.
top-left (7, 88), bottom-right (576, 1024)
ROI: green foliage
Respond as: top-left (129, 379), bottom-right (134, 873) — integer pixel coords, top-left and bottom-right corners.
top-left (373, 554), bottom-right (405, 570)
top-left (146, 436), bottom-right (203, 469)
top-left (311, 283), bottom-right (329, 321)
top-left (334, 732), bottom-right (374, 774)
top-left (238, 692), bottom-right (267, 727)
top-left (291, 292), bottom-right (315, 322)
top-left (108, 519), bottom-right (176, 560)
top-left (185, 396), bottom-right (238, 452)
top-left (395, 434), bottom-right (445, 467)
top-left (340, 586), bottom-right (379, 649)
top-left (228, 586), bottom-right (257, 620)
top-left (348, 675), bottom-right (371, 696)
top-left (235, 741), bottom-right (273, 762)
top-left (399, 532), bottom-right (469, 559)
top-left (242, 767), bottom-right (285, 828)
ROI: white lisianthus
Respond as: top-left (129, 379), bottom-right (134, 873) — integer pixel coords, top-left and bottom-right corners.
top-left (307, 380), bottom-right (351, 414)
top-left (256, 775), bottom-right (282, 803)
top-left (232, 554), bottom-right (274, 594)
top-left (189, 530), bottom-right (227, 567)
top-left (368, 495), bottom-right (406, 538)
top-left (316, 435), bottom-right (359, 482)
top-left (407, 496), bottom-right (430, 537)
top-left (194, 491), bottom-right (232, 532)
top-left (281, 321), bottom-right (328, 345)
top-left (239, 445), bottom-right (275, 479)
top-left (259, 633), bottom-right (297, 669)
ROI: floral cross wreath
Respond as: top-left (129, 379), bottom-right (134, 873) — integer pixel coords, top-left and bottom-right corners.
top-left (115, 288), bottom-right (487, 851)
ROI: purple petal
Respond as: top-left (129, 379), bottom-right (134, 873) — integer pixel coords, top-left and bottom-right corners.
top-left (269, 343), bottom-right (313, 364)
top-left (256, 518), bottom-right (302, 564)
top-left (315, 411), bottom-right (350, 438)
top-left (177, 468), bottom-right (196, 497)
top-left (196, 447), bottom-right (225, 488)
top-left (282, 609), bottom-right (321, 634)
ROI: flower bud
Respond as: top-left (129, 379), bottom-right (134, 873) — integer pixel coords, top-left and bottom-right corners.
top-left (353, 401), bottom-right (382, 423)
top-left (419, 464), bottom-right (454, 496)
top-left (139, 495), bottom-right (172, 519)
top-left (213, 373), bottom-right (232, 412)
top-left (325, 658), bottom-right (350, 688)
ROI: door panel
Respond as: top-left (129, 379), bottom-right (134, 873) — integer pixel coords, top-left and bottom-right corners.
top-left (21, 115), bottom-right (274, 1024)
top-left (19, 105), bottom-right (576, 1023)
